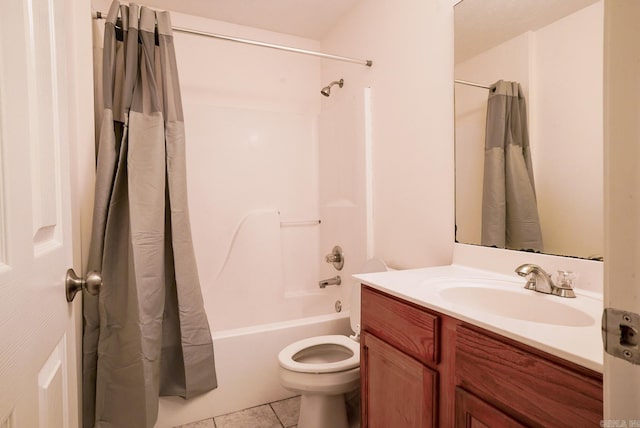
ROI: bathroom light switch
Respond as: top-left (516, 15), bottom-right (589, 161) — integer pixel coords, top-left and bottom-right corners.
top-left (602, 308), bottom-right (640, 365)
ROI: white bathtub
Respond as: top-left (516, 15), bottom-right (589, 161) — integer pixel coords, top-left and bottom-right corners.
top-left (154, 311), bottom-right (352, 428)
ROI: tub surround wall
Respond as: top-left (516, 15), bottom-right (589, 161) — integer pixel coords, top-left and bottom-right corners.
top-left (317, 82), bottom-right (369, 302)
top-left (173, 12), bottom-right (325, 331)
top-left (159, 12), bottom-right (362, 424)
top-left (320, 0), bottom-right (456, 269)
top-left (161, 12), bottom-right (354, 334)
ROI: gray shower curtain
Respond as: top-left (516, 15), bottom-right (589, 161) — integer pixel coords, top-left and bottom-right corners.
top-left (481, 80), bottom-right (543, 252)
top-left (83, 2), bottom-right (217, 427)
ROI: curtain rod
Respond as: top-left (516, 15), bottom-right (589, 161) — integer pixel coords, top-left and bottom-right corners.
top-left (93, 11), bottom-right (373, 67)
top-left (454, 79), bottom-right (491, 90)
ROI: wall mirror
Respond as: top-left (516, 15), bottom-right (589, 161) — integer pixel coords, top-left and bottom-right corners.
top-left (454, 0), bottom-right (603, 260)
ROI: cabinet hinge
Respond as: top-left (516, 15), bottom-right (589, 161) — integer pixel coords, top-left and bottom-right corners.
top-left (602, 308), bottom-right (640, 365)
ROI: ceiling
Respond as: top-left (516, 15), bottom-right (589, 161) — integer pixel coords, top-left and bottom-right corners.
top-left (455, 0), bottom-right (600, 63)
top-left (116, 0), bottom-right (360, 39)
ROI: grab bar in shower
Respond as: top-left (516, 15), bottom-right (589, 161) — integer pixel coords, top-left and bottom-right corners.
top-left (279, 219), bottom-right (322, 227)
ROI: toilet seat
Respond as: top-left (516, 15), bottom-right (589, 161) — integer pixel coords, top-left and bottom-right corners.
top-left (278, 335), bottom-right (359, 374)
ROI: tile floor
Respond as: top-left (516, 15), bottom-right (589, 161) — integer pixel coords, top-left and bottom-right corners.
top-left (174, 396), bottom-right (301, 428)
top-left (175, 392), bottom-right (361, 428)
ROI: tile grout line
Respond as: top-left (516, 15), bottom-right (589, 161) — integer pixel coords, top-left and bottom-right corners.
top-left (268, 402), bottom-right (286, 428)
top-left (176, 396), bottom-right (301, 428)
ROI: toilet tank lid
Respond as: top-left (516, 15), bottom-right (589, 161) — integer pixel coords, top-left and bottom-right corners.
top-left (351, 258), bottom-right (387, 331)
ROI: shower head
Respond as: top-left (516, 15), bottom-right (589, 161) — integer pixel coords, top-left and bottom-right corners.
top-left (321, 79), bottom-right (344, 97)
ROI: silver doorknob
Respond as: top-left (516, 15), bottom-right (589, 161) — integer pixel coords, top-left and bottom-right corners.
top-left (65, 269), bottom-right (102, 302)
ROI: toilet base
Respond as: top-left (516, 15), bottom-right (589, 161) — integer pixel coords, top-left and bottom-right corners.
top-left (298, 393), bottom-right (349, 428)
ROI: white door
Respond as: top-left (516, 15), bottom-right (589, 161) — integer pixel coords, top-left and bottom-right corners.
top-left (0, 0), bottom-right (94, 426)
top-left (603, 0), bottom-right (640, 421)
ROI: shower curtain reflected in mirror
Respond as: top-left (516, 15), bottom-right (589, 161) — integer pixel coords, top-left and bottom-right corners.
top-left (84, 2), bottom-right (217, 427)
top-left (481, 80), bottom-right (543, 252)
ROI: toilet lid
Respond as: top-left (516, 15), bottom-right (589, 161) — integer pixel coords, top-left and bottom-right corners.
top-left (278, 335), bottom-right (360, 374)
top-left (351, 258), bottom-right (387, 332)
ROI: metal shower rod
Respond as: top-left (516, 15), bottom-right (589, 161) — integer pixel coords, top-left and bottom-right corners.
top-left (93, 11), bottom-right (373, 67)
top-left (454, 79), bottom-right (491, 89)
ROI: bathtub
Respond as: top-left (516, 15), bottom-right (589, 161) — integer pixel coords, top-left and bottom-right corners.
top-left (154, 311), bottom-right (352, 428)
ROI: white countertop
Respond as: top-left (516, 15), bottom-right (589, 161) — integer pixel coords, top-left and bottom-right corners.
top-left (354, 264), bottom-right (604, 373)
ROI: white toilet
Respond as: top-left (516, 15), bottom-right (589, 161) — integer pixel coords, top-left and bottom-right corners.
top-left (278, 259), bottom-right (387, 428)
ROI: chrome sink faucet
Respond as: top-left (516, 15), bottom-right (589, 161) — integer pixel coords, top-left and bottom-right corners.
top-left (514, 264), bottom-right (576, 298)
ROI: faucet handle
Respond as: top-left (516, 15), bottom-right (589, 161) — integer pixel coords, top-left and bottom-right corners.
top-left (325, 245), bottom-right (344, 271)
top-left (325, 253), bottom-right (341, 263)
top-left (555, 270), bottom-right (576, 289)
top-left (552, 270), bottom-right (576, 298)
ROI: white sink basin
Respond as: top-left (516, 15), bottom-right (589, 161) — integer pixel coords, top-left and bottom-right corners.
top-left (435, 281), bottom-right (596, 327)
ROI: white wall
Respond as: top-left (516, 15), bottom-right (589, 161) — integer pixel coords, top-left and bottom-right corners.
top-left (533, 2), bottom-right (603, 259)
top-left (454, 1), bottom-right (603, 259)
top-left (320, 0), bottom-right (456, 270)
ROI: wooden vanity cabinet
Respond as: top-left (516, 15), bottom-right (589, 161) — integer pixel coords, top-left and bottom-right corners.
top-left (360, 285), bottom-right (603, 428)
top-left (456, 324), bottom-right (603, 427)
top-left (360, 285), bottom-right (458, 427)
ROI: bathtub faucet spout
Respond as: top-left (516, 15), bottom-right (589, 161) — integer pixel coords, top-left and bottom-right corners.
top-left (319, 276), bottom-right (341, 288)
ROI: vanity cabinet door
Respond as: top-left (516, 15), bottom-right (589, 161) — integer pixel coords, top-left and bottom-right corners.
top-left (361, 332), bottom-right (438, 428)
top-left (455, 388), bottom-right (527, 428)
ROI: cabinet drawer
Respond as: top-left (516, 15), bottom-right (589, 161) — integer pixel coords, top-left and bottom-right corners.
top-left (456, 325), bottom-right (602, 426)
top-left (361, 286), bottom-right (440, 365)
